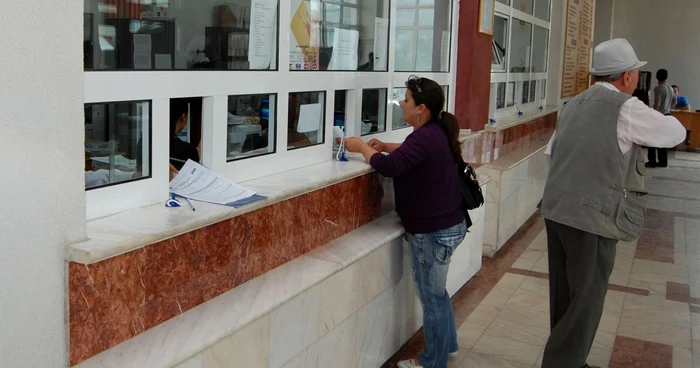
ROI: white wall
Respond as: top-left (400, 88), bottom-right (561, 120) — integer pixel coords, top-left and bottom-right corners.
top-left (593, 0), bottom-right (613, 47)
top-left (609, 0), bottom-right (700, 106)
top-left (0, 1), bottom-right (85, 367)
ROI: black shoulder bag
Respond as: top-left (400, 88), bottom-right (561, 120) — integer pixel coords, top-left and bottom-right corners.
top-left (458, 159), bottom-right (484, 212)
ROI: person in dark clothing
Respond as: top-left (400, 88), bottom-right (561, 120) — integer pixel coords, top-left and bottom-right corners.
top-left (169, 98), bottom-right (200, 178)
top-left (343, 76), bottom-right (467, 368)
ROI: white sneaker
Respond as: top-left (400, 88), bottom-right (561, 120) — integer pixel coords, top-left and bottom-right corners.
top-left (397, 359), bottom-right (423, 368)
top-left (448, 350), bottom-right (459, 358)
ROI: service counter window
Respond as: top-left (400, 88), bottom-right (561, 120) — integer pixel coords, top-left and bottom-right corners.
top-left (532, 26), bottom-right (549, 73)
top-left (395, 0), bottom-right (452, 72)
top-left (509, 19), bottom-right (532, 73)
top-left (392, 87), bottom-right (410, 130)
top-left (534, 0), bottom-right (551, 21)
top-left (288, 0), bottom-right (389, 71)
top-left (288, 91), bottom-right (326, 149)
top-left (492, 14), bottom-right (508, 72)
top-left (227, 94), bottom-right (276, 161)
top-left (83, 0), bottom-right (279, 70)
top-left (512, 0), bottom-right (533, 14)
top-left (361, 89), bottom-right (387, 136)
top-left (529, 80), bottom-right (537, 103)
top-left (85, 100), bottom-right (150, 189)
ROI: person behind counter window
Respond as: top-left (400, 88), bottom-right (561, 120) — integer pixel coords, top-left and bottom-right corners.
top-left (343, 76), bottom-right (467, 368)
top-left (672, 85), bottom-right (691, 110)
top-left (169, 98), bottom-right (200, 178)
top-left (540, 39), bottom-right (685, 368)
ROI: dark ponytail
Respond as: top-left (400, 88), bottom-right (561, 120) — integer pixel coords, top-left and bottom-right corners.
top-left (405, 76), bottom-right (463, 163)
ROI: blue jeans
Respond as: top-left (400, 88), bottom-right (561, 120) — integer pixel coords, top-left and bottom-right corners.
top-left (407, 220), bottom-right (467, 368)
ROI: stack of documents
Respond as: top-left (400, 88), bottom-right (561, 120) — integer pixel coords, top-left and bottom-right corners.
top-left (169, 160), bottom-right (266, 207)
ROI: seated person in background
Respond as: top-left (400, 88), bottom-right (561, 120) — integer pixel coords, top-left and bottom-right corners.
top-left (672, 85), bottom-right (691, 110)
top-left (169, 98), bottom-right (200, 178)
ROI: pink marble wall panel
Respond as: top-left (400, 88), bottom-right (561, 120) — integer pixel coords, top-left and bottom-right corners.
top-left (69, 173), bottom-right (386, 366)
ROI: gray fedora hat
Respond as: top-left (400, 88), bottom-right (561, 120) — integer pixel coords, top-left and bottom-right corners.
top-left (590, 38), bottom-right (647, 76)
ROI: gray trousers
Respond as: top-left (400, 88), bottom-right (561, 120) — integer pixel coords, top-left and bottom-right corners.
top-left (541, 219), bottom-right (617, 368)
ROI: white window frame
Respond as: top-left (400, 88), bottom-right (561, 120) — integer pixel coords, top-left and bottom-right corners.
top-left (489, 0), bottom-right (551, 120)
top-left (84, 0), bottom-right (460, 220)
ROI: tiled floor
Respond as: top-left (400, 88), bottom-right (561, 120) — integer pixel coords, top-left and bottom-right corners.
top-left (383, 152), bottom-right (700, 368)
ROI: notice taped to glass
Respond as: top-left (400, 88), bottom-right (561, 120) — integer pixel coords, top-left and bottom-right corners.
top-left (561, 0), bottom-right (594, 98)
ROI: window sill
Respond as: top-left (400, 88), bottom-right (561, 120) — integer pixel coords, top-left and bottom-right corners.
top-left (486, 105), bottom-right (560, 132)
top-left (67, 154), bottom-right (375, 265)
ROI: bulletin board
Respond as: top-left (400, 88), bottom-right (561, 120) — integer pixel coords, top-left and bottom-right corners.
top-left (561, 0), bottom-right (595, 98)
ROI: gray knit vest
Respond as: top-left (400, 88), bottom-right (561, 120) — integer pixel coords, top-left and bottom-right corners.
top-left (541, 85), bottom-right (647, 241)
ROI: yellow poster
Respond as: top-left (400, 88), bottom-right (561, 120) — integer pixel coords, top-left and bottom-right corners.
top-left (290, 0), bottom-right (320, 70)
top-left (561, 0), bottom-right (595, 98)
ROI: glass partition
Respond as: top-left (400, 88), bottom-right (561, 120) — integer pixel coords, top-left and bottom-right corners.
top-left (227, 94), bottom-right (276, 161)
top-left (288, 91), bottom-right (326, 149)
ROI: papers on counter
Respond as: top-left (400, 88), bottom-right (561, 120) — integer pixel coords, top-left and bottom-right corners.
top-left (169, 160), bottom-right (267, 207)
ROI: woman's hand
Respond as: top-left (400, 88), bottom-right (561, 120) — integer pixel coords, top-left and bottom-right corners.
top-left (169, 163), bottom-right (179, 181)
top-left (343, 137), bottom-right (367, 153)
top-left (367, 138), bottom-right (386, 152)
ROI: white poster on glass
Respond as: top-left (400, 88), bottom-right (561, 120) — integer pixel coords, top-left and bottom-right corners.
top-left (249, 0), bottom-right (278, 69)
top-left (328, 28), bottom-right (359, 70)
top-left (373, 17), bottom-right (389, 71)
top-left (440, 31), bottom-right (450, 72)
top-left (297, 103), bottom-right (323, 133)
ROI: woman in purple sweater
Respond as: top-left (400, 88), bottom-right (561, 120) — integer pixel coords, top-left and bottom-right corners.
top-left (343, 76), bottom-right (467, 368)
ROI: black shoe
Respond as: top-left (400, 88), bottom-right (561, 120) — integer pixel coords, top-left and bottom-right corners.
top-left (645, 162), bottom-right (656, 168)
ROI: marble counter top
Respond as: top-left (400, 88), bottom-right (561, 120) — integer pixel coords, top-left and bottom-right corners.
top-left (487, 134), bottom-right (552, 171)
top-left (67, 155), bottom-right (375, 264)
top-left (485, 106), bottom-right (561, 132)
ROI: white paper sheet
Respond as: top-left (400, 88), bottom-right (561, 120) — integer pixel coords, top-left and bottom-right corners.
top-left (133, 53), bottom-right (151, 69)
top-left (297, 103), bottom-right (323, 133)
top-left (373, 17), bottom-right (389, 71)
top-left (155, 54), bottom-right (172, 69)
top-left (328, 28), bottom-right (359, 70)
top-left (169, 160), bottom-right (266, 207)
top-left (249, 0), bottom-right (278, 69)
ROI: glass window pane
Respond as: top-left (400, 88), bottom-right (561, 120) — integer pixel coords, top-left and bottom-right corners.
top-left (496, 82), bottom-right (506, 109)
top-left (509, 19), bottom-right (532, 73)
top-left (513, 0), bottom-right (533, 14)
top-left (529, 80), bottom-right (537, 103)
top-left (290, 0), bottom-right (389, 71)
top-left (85, 100), bottom-right (150, 189)
top-left (535, 0), bottom-right (550, 21)
top-left (288, 91), bottom-right (325, 149)
top-left (333, 90), bottom-right (347, 150)
top-left (521, 81), bottom-right (530, 104)
top-left (361, 89), bottom-right (388, 135)
top-left (532, 26), bottom-right (549, 73)
top-left (397, 0), bottom-right (417, 6)
top-left (496, 0), bottom-right (510, 5)
top-left (392, 88), bottom-right (411, 130)
top-left (492, 15), bottom-right (508, 71)
top-left (541, 79), bottom-right (547, 100)
top-left (342, 7), bottom-right (358, 26)
top-left (397, 9), bottom-right (416, 27)
top-left (227, 94), bottom-right (276, 161)
top-left (84, 0), bottom-right (280, 71)
top-left (394, 0), bottom-right (451, 72)
top-left (507, 81), bottom-right (516, 107)
top-left (394, 30), bottom-right (415, 71)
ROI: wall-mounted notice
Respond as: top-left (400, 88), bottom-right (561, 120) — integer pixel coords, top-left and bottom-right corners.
top-left (373, 17), bottom-right (389, 71)
top-left (561, 0), bottom-right (595, 98)
top-left (249, 0), bottom-right (278, 69)
top-left (289, 0), bottom-right (320, 70)
top-left (328, 28), bottom-right (359, 70)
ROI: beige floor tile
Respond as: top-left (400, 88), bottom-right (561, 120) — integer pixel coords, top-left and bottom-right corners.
top-left (609, 264), bottom-right (632, 286)
top-left (513, 277), bottom-right (549, 298)
top-left (632, 259), bottom-right (688, 279)
top-left (505, 293), bottom-right (550, 313)
top-left (519, 249), bottom-right (545, 261)
top-left (627, 279), bottom-right (668, 296)
top-left (618, 315), bottom-right (691, 349)
top-left (495, 273), bottom-right (527, 291)
top-left (531, 258), bottom-right (549, 274)
top-left (481, 287), bottom-right (517, 308)
top-left (458, 352), bottom-right (533, 368)
top-left (448, 325), bottom-right (487, 368)
top-left (533, 347), bottom-right (545, 368)
top-left (598, 313), bottom-right (620, 335)
top-left (586, 347), bottom-right (612, 368)
top-left (629, 269), bottom-right (689, 285)
top-left (621, 301), bottom-right (691, 328)
top-left (463, 304), bottom-right (501, 330)
top-left (497, 306), bottom-right (551, 329)
top-left (591, 330), bottom-right (616, 350)
top-left (513, 257), bottom-right (538, 271)
top-left (624, 294), bottom-right (690, 313)
top-left (603, 291), bottom-right (626, 316)
top-left (482, 317), bottom-right (550, 347)
top-left (673, 347), bottom-right (692, 368)
top-left (471, 335), bottom-right (543, 366)
top-left (692, 313), bottom-right (700, 340)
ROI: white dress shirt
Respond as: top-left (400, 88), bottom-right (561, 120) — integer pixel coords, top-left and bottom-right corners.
top-left (545, 82), bottom-right (687, 158)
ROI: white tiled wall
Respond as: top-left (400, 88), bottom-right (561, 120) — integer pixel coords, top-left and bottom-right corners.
top-left (173, 210), bottom-right (487, 368)
top-left (480, 150), bottom-right (549, 257)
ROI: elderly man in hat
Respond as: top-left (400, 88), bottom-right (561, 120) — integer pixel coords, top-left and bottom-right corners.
top-left (540, 39), bottom-right (686, 368)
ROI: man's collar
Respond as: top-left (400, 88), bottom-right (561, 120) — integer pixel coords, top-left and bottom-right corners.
top-left (594, 81), bottom-right (621, 92)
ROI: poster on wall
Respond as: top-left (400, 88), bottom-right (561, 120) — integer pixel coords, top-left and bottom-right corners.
top-left (561, 0), bottom-right (595, 98)
top-left (289, 0), bottom-right (320, 70)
